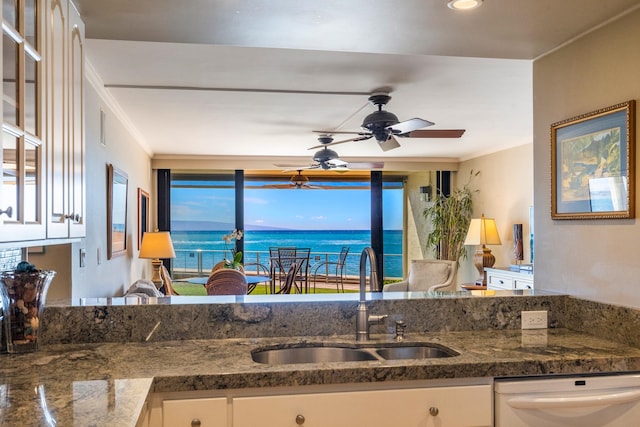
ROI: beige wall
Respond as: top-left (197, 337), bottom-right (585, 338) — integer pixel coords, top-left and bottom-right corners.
top-left (457, 144), bottom-right (534, 285)
top-left (402, 146), bottom-right (533, 287)
top-left (80, 81), bottom-right (153, 298)
top-left (533, 9), bottom-right (640, 307)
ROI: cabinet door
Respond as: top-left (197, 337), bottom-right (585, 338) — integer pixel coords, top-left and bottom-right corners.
top-left (45, 0), bottom-right (69, 238)
top-left (163, 397), bottom-right (227, 427)
top-left (0, 0), bottom-right (46, 242)
top-left (67, 2), bottom-right (85, 238)
top-left (233, 385), bottom-right (491, 427)
top-left (44, 0), bottom-right (85, 238)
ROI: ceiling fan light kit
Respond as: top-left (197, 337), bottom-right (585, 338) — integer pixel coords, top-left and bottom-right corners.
top-left (447, 0), bottom-right (483, 11)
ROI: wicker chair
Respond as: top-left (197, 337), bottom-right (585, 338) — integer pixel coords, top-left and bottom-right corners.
top-left (205, 268), bottom-right (248, 295)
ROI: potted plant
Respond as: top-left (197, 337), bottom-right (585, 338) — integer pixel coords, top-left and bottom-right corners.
top-left (423, 170), bottom-right (479, 264)
top-left (222, 229), bottom-right (244, 270)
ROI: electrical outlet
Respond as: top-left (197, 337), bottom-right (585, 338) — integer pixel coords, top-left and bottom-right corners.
top-left (521, 310), bottom-right (548, 329)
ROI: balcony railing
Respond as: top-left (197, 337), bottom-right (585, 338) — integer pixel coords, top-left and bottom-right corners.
top-left (171, 249), bottom-right (401, 281)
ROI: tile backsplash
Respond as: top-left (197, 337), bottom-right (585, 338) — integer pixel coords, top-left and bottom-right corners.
top-left (0, 248), bottom-right (21, 272)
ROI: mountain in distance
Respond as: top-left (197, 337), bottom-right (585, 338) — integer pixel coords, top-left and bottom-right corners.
top-left (172, 220), bottom-right (289, 231)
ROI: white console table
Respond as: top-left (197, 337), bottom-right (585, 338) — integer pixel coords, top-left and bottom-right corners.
top-left (485, 267), bottom-right (534, 290)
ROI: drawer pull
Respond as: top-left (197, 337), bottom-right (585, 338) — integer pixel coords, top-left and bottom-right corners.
top-left (429, 406), bottom-right (439, 416)
top-left (191, 418), bottom-right (201, 427)
top-left (296, 414), bottom-right (305, 424)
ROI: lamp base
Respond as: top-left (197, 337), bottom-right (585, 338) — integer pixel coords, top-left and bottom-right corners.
top-left (473, 245), bottom-right (495, 286)
top-left (150, 259), bottom-right (164, 290)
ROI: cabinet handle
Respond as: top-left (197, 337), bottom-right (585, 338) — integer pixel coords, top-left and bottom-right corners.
top-left (499, 280), bottom-right (504, 284)
top-left (62, 213), bottom-right (81, 223)
top-left (0, 206), bottom-right (13, 218)
top-left (191, 418), bottom-right (201, 427)
top-left (429, 406), bottom-right (439, 416)
top-left (295, 414), bottom-right (305, 425)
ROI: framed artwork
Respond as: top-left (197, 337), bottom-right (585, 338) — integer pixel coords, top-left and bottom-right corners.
top-left (107, 164), bottom-right (128, 259)
top-left (138, 188), bottom-right (150, 250)
top-left (551, 100), bottom-right (635, 219)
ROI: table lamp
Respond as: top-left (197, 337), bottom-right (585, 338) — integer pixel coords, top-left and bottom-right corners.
top-left (139, 230), bottom-right (176, 290)
top-left (464, 214), bottom-right (501, 286)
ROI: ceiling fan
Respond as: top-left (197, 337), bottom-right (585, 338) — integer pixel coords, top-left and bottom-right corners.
top-left (262, 170), bottom-right (325, 189)
top-left (310, 92), bottom-right (466, 152)
top-left (274, 135), bottom-right (384, 172)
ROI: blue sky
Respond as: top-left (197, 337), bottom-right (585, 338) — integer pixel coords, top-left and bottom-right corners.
top-left (171, 186), bottom-right (403, 230)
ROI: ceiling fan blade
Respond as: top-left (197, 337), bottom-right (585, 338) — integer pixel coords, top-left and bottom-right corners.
top-left (313, 130), bottom-right (362, 135)
top-left (387, 118), bottom-right (435, 135)
top-left (262, 184), bottom-right (297, 189)
top-left (404, 129), bottom-right (466, 138)
top-left (274, 164), bottom-right (320, 172)
top-left (378, 136), bottom-right (401, 152)
top-left (326, 158), bottom-right (349, 167)
top-left (307, 134), bottom-right (372, 150)
top-left (346, 161), bottom-right (385, 170)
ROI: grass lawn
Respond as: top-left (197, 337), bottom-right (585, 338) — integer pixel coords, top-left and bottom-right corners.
top-left (172, 281), bottom-right (357, 296)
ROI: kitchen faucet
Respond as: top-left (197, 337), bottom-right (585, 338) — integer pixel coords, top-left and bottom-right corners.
top-left (356, 247), bottom-right (388, 341)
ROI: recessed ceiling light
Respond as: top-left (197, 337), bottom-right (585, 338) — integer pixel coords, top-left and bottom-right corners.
top-left (447, 0), bottom-right (483, 10)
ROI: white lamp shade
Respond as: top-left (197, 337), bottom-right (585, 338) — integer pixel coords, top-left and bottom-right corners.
top-left (139, 231), bottom-right (176, 259)
top-left (464, 215), bottom-right (502, 246)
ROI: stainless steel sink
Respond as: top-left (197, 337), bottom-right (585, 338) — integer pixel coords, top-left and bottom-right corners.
top-left (375, 344), bottom-right (459, 360)
top-left (252, 343), bottom-right (459, 364)
top-left (251, 346), bottom-right (377, 365)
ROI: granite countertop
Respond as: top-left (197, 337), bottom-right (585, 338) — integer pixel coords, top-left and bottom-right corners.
top-left (2, 328), bottom-right (640, 426)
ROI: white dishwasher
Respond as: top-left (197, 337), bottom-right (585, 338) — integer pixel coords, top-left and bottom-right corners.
top-left (495, 373), bottom-right (640, 427)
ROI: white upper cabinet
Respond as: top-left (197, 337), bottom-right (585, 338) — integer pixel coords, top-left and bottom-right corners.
top-left (0, 0), bottom-right (85, 243)
top-left (44, 0), bottom-right (85, 239)
top-left (0, 0), bottom-right (47, 242)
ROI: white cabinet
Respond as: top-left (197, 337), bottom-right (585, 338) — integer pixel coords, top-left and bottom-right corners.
top-left (151, 384), bottom-right (492, 427)
top-left (44, 0), bottom-right (85, 239)
top-left (233, 385), bottom-right (491, 427)
top-left (0, 0), bottom-right (47, 242)
top-left (162, 397), bottom-right (227, 427)
top-left (486, 267), bottom-right (534, 290)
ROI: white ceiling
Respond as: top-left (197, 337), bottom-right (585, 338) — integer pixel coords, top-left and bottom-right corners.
top-left (74, 0), bottom-right (640, 168)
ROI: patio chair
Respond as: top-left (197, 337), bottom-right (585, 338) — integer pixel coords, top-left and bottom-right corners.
top-left (242, 262), bottom-right (272, 294)
top-left (383, 259), bottom-right (456, 293)
top-left (312, 246), bottom-right (350, 292)
top-left (211, 260), bottom-right (244, 274)
top-left (275, 262), bottom-right (300, 294)
top-left (275, 247), bottom-right (311, 293)
top-left (205, 268), bottom-right (248, 295)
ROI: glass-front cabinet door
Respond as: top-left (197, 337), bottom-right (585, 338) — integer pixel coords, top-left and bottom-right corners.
top-left (1, 0), bottom-right (46, 242)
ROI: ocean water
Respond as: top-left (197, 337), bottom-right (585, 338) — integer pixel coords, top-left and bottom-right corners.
top-left (171, 229), bottom-right (403, 278)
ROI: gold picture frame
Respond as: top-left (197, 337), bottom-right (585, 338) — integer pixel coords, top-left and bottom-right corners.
top-left (551, 100), bottom-right (635, 220)
top-left (107, 164), bottom-right (128, 259)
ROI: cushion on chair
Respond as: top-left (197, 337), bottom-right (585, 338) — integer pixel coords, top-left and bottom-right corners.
top-left (407, 260), bottom-right (453, 292)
